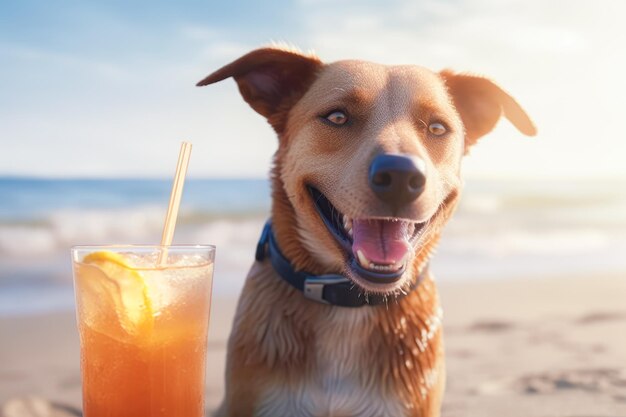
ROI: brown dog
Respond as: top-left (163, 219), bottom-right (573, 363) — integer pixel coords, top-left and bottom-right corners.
top-left (198, 46), bottom-right (536, 417)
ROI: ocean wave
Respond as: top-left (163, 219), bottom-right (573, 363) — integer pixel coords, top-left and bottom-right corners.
top-left (4, 178), bottom-right (626, 315)
top-left (3, 207), bottom-right (626, 315)
top-left (440, 228), bottom-right (612, 256)
top-left (0, 205), bottom-right (268, 256)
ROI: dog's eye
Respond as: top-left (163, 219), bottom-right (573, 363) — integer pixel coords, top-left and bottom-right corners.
top-left (325, 110), bottom-right (348, 126)
top-left (428, 122), bottom-right (447, 136)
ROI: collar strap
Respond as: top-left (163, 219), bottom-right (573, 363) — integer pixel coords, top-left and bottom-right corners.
top-left (255, 221), bottom-right (425, 307)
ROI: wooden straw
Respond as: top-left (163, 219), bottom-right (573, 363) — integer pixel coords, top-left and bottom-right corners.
top-left (158, 141), bottom-right (193, 265)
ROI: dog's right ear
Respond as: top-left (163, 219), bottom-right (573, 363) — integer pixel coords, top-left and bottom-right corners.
top-left (196, 47), bottom-right (322, 131)
top-left (440, 70), bottom-right (537, 151)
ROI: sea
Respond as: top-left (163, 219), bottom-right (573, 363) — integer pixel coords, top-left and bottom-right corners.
top-left (1, 177), bottom-right (625, 316)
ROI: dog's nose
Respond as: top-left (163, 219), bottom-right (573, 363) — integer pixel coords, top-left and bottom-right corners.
top-left (369, 154), bottom-right (427, 210)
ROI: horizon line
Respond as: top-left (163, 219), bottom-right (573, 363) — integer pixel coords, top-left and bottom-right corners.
top-left (1, 174), bottom-right (626, 182)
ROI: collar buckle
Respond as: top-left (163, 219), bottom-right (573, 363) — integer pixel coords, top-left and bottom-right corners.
top-left (303, 275), bottom-right (351, 304)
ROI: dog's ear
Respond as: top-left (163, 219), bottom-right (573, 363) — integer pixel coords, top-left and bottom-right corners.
top-left (440, 70), bottom-right (537, 150)
top-left (197, 47), bottom-right (323, 132)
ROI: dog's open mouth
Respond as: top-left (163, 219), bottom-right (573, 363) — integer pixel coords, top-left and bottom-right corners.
top-left (308, 186), bottom-right (426, 285)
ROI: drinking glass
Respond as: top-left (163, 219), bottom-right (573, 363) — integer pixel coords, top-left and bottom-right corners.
top-left (71, 245), bottom-right (215, 417)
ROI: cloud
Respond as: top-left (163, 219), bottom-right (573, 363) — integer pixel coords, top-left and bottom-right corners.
top-left (294, 0), bottom-right (591, 68)
top-left (0, 42), bottom-right (131, 81)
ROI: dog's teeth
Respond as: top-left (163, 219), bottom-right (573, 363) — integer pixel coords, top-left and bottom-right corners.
top-left (358, 249), bottom-right (409, 272)
top-left (356, 250), bottom-right (369, 268)
top-left (343, 216), bottom-right (353, 234)
top-left (366, 262), bottom-right (401, 272)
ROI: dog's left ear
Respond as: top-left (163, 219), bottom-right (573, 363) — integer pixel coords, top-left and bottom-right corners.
top-left (197, 47), bottom-right (323, 133)
top-left (440, 70), bottom-right (537, 150)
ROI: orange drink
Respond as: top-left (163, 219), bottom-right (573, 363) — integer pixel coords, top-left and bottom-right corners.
top-left (71, 246), bottom-right (215, 417)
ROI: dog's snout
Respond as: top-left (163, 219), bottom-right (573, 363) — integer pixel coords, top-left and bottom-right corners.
top-left (369, 154), bottom-right (427, 210)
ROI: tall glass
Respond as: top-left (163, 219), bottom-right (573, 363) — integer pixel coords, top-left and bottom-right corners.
top-left (71, 245), bottom-right (215, 417)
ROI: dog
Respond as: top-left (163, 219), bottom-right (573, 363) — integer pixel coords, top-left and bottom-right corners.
top-left (197, 46), bottom-right (536, 417)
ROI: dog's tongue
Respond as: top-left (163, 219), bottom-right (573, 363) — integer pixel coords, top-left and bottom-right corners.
top-left (351, 219), bottom-right (411, 266)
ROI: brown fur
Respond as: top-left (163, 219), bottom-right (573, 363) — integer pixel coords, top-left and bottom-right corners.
top-left (198, 46), bottom-right (535, 417)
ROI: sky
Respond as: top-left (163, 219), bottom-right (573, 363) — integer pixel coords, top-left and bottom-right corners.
top-left (1, 0), bottom-right (625, 179)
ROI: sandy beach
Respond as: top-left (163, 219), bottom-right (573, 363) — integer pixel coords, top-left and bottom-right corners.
top-left (2, 0), bottom-right (626, 412)
top-left (1, 273), bottom-right (625, 417)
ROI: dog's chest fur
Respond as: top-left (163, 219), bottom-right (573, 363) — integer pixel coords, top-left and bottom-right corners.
top-left (258, 308), bottom-right (407, 417)
top-left (229, 262), bottom-right (444, 417)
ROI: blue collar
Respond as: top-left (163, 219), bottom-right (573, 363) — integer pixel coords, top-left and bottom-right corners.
top-left (255, 221), bottom-right (425, 307)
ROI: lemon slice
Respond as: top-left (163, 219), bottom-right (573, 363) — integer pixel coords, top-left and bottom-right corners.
top-left (82, 251), bottom-right (154, 337)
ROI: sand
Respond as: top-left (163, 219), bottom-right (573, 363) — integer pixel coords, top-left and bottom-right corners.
top-left (1, 274), bottom-right (625, 416)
